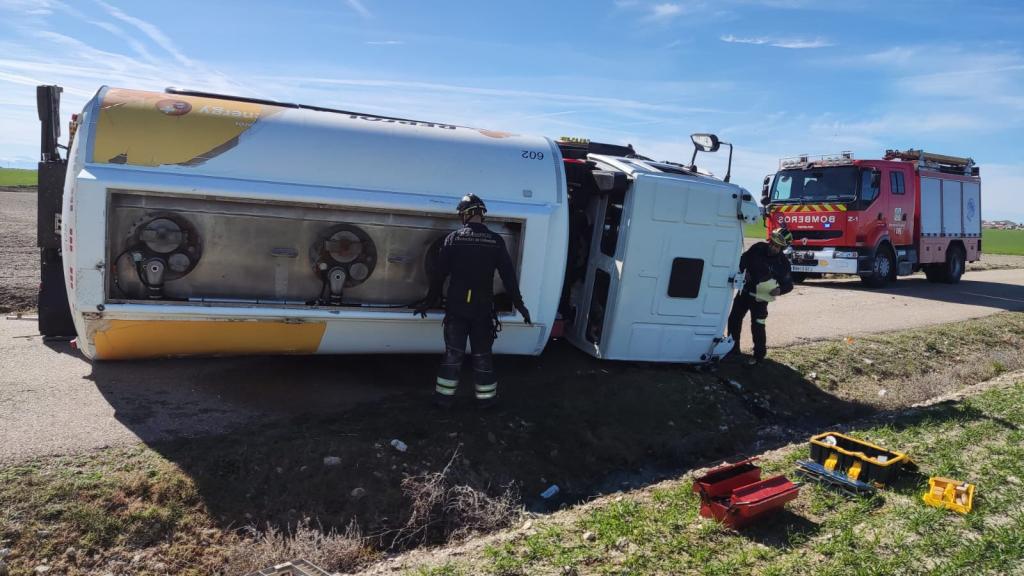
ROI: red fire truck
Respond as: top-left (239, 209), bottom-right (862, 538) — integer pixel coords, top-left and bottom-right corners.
top-left (760, 149), bottom-right (981, 287)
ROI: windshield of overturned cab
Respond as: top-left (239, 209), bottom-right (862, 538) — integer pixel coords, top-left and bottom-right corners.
top-left (770, 166), bottom-right (878, 204)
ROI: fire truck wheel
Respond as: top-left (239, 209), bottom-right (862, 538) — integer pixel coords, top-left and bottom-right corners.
top-left (791, 272), bottom-right (807, 284)
top-left (860, 245), bottom-right (894, 288)
top-left (943, 244), bottom-right (965, 284)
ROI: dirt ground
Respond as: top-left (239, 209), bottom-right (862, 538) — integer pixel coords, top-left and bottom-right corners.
top-left (1, 314), bottom-right (1021, 575)
top-left (0, 188), bottom-right (38, 314)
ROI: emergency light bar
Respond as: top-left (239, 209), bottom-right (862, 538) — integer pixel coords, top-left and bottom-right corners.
top-left (779, 151), bottom-right (853, 170)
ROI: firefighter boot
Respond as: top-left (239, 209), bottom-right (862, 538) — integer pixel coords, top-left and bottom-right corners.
top-left (472, 353), bottom-right (498, 409)
top-left (435, 346), bottom-right (463, 408)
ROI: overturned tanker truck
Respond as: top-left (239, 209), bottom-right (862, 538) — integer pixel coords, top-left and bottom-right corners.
top-left (35, 85), bottom-right (759, 361)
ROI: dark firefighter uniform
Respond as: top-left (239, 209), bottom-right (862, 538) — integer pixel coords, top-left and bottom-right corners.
top-left (727, 228), bottom-right (794, 362)
top-left (417, 194), bottom-right (531, 406)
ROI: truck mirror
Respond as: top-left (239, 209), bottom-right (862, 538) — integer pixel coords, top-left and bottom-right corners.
top-left (690, 133), bottom-right (720, 152)
top-left (761, 174), bottom-right (772, 204)
top-left (689, 133), bottom-right (732, 183)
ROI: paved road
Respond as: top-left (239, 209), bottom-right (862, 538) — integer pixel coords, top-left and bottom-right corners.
top-left (1, 268), bottom-right (1022, 463)
top-left (734, 268), bottom-right (1024, 352)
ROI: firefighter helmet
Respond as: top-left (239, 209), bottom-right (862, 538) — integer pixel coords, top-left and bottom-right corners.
top-left (457, 194), bottom-right (487, 217)
top-left (770, 226), bottom-right (793, 247)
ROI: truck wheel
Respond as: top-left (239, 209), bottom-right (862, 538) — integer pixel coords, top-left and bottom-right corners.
top-left (791, 272), bottom-right (807, 284)
top-left (860, 246), bottom-right (894, 288)
top-left (943, 245), bottom-right (965, 284)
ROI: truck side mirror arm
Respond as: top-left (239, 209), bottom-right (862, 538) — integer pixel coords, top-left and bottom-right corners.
top-left (723, 141), bottom-right (733, 183)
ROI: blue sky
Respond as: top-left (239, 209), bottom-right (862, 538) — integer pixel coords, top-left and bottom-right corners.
top-left (1, 0), bottom-right (1022, 222)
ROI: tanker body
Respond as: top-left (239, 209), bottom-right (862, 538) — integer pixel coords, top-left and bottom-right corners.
top-left (37, 85), bottom-right (758, 362)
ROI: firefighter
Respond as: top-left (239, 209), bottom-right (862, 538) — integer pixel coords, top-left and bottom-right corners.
top-left (415, 194), bottom-right (531, 408)
top-left (727, 226), bottom-right (794, 366)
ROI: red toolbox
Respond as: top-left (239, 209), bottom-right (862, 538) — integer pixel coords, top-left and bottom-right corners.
top-left (692, 458), bottom-right (801, 529)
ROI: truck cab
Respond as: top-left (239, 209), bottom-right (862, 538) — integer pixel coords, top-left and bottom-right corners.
top-left (762, 150), bottom-right (980, 287)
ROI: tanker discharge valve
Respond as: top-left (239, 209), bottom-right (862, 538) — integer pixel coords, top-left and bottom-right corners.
top-left (142, 258), bottom-right (166, 299)
top-left (310, 224), bottom-right (377, 306)
top-left (327, 267), bottom-right (347, 305)
top-left (119, 214), bottom-right (203, 300)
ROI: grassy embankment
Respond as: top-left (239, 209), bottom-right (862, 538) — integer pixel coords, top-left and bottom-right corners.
top-left (983, 229), bottom-right (1024, 256)
top-left (0, 167), bottom-right (37, 187)
top-left (466, 375), bottom-right (1024, 576)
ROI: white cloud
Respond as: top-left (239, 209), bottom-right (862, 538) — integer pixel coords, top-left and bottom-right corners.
top-left (772, 38), bottom-right (832, 49)
top-left (87, 19), bottom-right (160, 64)
top-left (651, 3), bottom-right (685, 18)
top-left (94, 0), bottom-right (194, 68)
top-left (831, 45), bottom-right (1024, 118)
top-left (365, 40), bottom-right (403, 46)
top-left (720, 34), bottom-right (832, 49)
top-left (345, 0), bottom-right (372, 19)
top-left (258, 76), bottom-right (727, 122)
top-left (0, 0), bottom-right (59, 15)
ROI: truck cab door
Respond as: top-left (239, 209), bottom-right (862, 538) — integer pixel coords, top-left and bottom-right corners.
top-left (859, 168), bottom-right (887, 247)
top-left (886, 167), bottom-right (913, 246)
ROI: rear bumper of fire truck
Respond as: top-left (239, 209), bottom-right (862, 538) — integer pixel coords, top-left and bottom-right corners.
top-left (789, 248), bottom-right (860, 275)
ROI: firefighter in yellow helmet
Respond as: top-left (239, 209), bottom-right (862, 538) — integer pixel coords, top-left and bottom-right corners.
top-left (727, 226), bottom-right (794, 366)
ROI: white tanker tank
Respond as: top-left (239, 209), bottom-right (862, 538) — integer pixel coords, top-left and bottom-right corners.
top-left (49, 86), bottom-right (758, 361)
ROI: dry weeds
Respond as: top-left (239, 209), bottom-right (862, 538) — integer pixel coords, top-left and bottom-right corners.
top-left (394, 449), bottom-right (522, 549)
top-left (223, 518), bottom-right (373, 574)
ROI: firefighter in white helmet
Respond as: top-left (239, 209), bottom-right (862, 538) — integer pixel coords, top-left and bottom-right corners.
top-left (727, 226), bottom-right (794, 366)
top-left (415, 194), bottom-right (531, 408)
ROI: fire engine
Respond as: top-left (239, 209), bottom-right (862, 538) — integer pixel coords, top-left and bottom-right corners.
top-left (761, 149), bottom-right (981, 287)
top-left (34, 85), bottom-right (760, 362)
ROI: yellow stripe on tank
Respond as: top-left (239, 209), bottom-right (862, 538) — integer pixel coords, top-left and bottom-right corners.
top-left (92, 319), bottom-right (326, 360)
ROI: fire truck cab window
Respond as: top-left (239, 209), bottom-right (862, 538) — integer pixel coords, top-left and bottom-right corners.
top-left (860, 169), bottom-right (880, 204)
top-left (770, 166), bottom-right (858, 202)
top-left (890, 171), bottom-right (906, 195)
top-left (773, 175), bottom-right (793, 200)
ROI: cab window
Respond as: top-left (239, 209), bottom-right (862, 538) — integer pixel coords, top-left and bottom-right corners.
top-left (860, 169), bottom-right (880, 204)
top-left (773, 174), bottom-right (793, 200)
top-left (890, 171), bottom-right (906, 195)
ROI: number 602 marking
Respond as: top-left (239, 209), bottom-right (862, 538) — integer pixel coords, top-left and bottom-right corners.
top-left (521, 150), bottom-right (545, 160)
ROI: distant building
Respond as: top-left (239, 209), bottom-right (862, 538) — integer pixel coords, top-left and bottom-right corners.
top-left (982, 220), bottom-right (1023, 230)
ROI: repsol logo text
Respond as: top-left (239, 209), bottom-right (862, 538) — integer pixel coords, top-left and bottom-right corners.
top-left (349, 115), bottom-right (456, 130)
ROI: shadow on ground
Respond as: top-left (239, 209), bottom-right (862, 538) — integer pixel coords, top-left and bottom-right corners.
top-left (80, 339), bottom-right (874, 548)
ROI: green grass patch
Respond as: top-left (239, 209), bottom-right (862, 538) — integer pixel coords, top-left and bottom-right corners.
top-left (0, 167), bottom-right (37, 187)
top-left (472, 379), bottom-right (1024, 576)
top-left (983, 228), bottom-right (1024, 256)
top-left (745, 221), bottom-right (767, 239)
top-left (0, 446), bottom-right (223, 574)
